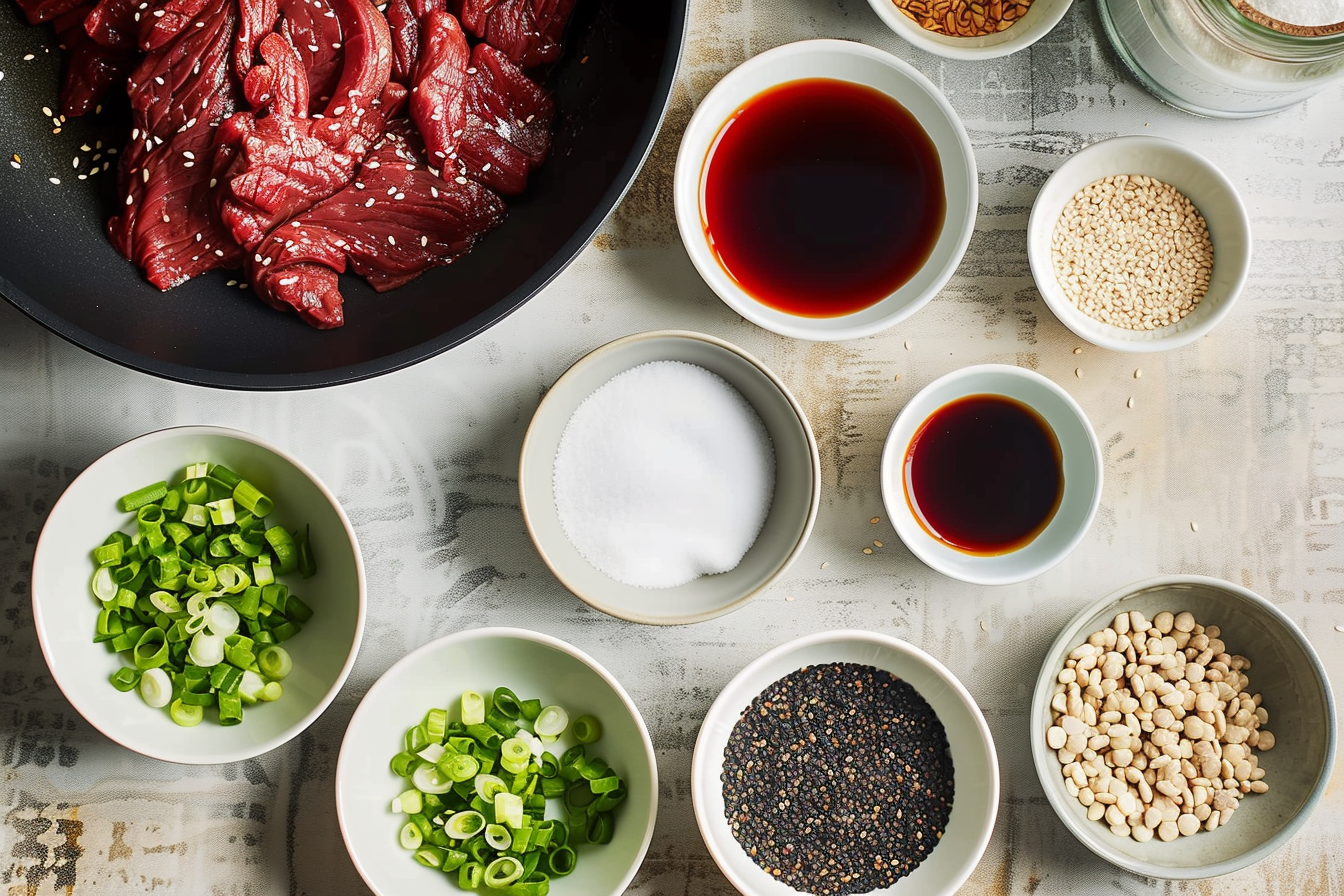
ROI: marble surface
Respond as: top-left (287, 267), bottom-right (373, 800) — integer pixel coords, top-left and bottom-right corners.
top-left (3, 0), bottom-right (1344, 894)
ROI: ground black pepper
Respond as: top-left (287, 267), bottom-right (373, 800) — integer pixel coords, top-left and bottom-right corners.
top-left (721, 662), bottom-right (954, 896)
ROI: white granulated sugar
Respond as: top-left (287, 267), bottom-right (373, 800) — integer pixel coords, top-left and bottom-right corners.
top-left (553, 360), bottom-right (775, 589)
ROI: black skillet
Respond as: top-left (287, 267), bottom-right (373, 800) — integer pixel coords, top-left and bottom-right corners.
top-left (0, 0), bottom-right (687, 389)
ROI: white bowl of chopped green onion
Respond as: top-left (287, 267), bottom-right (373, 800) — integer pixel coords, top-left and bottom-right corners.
top-left (335, 627), bottom-right (658, 896)
top-left (32, 425), bottom-right (366, 764)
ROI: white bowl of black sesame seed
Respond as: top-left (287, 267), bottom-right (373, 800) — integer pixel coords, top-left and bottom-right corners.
top-left (1027, 135), bottom-right (1252, 353)
top-left (692, 629), bottom-right (999, 896)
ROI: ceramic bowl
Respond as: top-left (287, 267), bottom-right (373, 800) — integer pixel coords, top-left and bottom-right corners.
top-left (519, 330), bottom-right (820, 625)
top-left (1027, 135), bottom-right (1252, 352)
top-left (879, 364), bottom-right (1102, 585)
top-left (866, 0), bottom-right (1074, 59)
top-left (32, 425), bottom-right (365, 764)
top-left (673, 39), bottom-right (976, 342)
top-left (692, 629), bottom-right (999, 896)
top-left (336, 627), bottom-right (658, 896)
top-left (1030, 576), bottom-right (1336, 878)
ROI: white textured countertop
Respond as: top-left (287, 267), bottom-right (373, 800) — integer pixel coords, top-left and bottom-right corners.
top-left (2, 0), bottom-right (1343, 893)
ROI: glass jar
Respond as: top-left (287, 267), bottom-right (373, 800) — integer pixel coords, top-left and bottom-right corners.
top-left (1098, 0), bottom-right (1344, 117)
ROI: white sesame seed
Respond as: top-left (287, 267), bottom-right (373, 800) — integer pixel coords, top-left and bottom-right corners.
top-left (49, 177), bottom-right (61, 185)
top-left (155, 76), bottom-right (164, 85)
top-left (215, 249), bottom-right (225, 256)
top-left (78, 174), bottom-right (87, 180)
top-left (482, 163), bottom-right (491, 172)
top-left (365, 197), bottom-right (375, 207)
top-left (23, 53), bottom-right (35, 61)
top-left (455, 176), bottom-right (467, 184)
top-left (388, 235), bottom-right (395, 245)
top-left (195, 232), bottom-right (202, 241)
top-left (9, 160), bottom-right (20, 169)
top-left (162, 214), bottom-right (169, 222)
top-left (430, 186), bottom-right (439, 198)
top-left (261, 257), bottom-right (272, 266)
top-left (183, 161), bottom-right (194, 168)
top-left (126, 194), bottom-right (134, 205)
top-left (279, 276), bottom-right (298, 286)
top-left (42, 105), bottom-right (53, 116)
top-left (394, 192), bottom-right (405, 200)
top-left (420, 235), bottom-right (428, 247)
top-left (227, 279), bottom-right (238, 286)
top-left (209, 178), bottom-right (217, 187)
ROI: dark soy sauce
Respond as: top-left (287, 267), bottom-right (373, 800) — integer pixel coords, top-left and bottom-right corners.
top-left (701, 78), bottom-right (946, 317)
top-left (905, 394), bottom-right (1063, 555)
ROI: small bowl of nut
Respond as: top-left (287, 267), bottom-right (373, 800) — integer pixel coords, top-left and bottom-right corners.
top-left (866, 0), bottom-right (1075, 59)
top-left (1027, 135), bottom-right (1252, 352)
top-left (1030, 575), bottom-right (1336, 878)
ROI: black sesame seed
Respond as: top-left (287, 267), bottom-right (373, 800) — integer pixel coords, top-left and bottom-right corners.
top-left (721, 663), bottom-right (954, 896)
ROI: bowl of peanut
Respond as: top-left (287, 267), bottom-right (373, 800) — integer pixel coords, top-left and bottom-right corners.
top-left (865, 0), bottom-right (1075, 60)
top-left (1030, 575), bottom-right (1335, 879)
top-left (1027, 135), bottom-right (1252, 352)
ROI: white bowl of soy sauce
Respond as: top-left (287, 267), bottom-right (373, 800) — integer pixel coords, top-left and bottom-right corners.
top-left (673, 39), bottom-right (977, 342)
top-left (879, 364), bottom-right (1103, 585)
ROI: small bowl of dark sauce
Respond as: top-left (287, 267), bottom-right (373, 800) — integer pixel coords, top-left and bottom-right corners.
top-left (674, 39), bottom-right (977, 342)
top-left (880, 364), bottom-right (1103, 584)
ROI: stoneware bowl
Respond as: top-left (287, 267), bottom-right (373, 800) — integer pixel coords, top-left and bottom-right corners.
top-left (673, 39), bottom-right (976, 341)
top-left (519, 330), bottom-right (820, 625)
top-left (880, 364), bottom-right (1102, 585)
top-left (692, 629), bottom-right (999, 896)
top-left (32, 425), bottom-right (365, 764)
top-left (1030, 576), bottom-right (1336, 878)
top-left (336, 627), bottom-right (658, 896)
top-left (866, 0), bottom-right (1075, 59)
top-left (1027, 135), bottom-right (1252, 352)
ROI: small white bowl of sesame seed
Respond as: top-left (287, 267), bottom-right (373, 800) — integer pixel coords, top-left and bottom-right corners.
top-left (1027, 135), bottom-right (1252, 353)
top-left (866, 0), bottom-right (1075, 60)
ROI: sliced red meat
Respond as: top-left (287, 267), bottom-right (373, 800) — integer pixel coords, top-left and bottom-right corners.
top-left (459, 0), bottom-right (575, 68)
top-left (408, 10), bottom-right (468, 170)
top-left (107, 0), bottom-right (243, 288)
top-left (136, 0), bottom-right (211, 51)
top-left (277, 0), bottom-right (346, 109)
top-left (49, 1), bottom-right (135, 117)
top-left (234, 0), bottom-right (278, 80)
top-left (216, 0), bottom-right (399, 249)
top-left (13, 0), bottom-right (84, 24)
top-left (83, 0), bottom-right (137, 49)
top-left (385, 0), bottom-right (418, 85)
top-left (453, 42), bottom-right (552, 195)
top-left (247, 124), bottom-right (506, 327)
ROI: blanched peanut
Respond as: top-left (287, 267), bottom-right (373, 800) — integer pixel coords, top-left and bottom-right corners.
top-left (1048, 610), bottom-right (1272, 842)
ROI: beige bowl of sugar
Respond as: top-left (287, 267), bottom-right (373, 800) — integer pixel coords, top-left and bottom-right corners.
top-left (1027, 135), bottom-right (1251, 352)
top-left (519, 330), bottom-right (821, 625)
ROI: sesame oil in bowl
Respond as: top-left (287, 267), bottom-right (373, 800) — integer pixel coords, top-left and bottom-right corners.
top-left (699, 78), bottom-right (946, 317)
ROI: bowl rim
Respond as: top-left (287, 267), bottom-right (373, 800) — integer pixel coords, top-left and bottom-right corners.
top-left (518, 329), bottom-right (822, 625)
top-left (879, 363), bottom-right (1103, 585)
top-left (1027, 134), bottom-right (1253, 354)
top-left (1028, 574), bottom-right (1338, 879)
top-left (690, 628), bottom-right (1000, 896)
top-left (864, 0), bottom-right (1075, 59)
top-left (673, 38), bottom-right (977, 342)
top-left (31, 423), bottom-right (367, 764)
top-left (334, 625), bottom-right (660, 896)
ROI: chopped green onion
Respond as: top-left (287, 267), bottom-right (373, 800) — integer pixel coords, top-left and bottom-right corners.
top-left (139, 667), bottom-right (171, 707)
top-left (533, 705), bottom-right (568, 738)
top-left (392, 789), bottom-right (424, 815)
top-left (400, 821), bottom-right (424, 850)
top-left (474, 774), bottom-right (507, 803)
top-left (483, 823), bottom-right (511, 851)
top-left (118, 481), bottom-right (168, 513)
top-left (484, 856), bottom-right (524, 888)
top-left (109, 667), bottom-right (141, 692)
top-left (257, 645), bottom-right (293, 680)
top-left (546, 846), bottom-right (576, 877)
top-left (188, 631), bottom-right (225, 667)
top-left (218, 691), bottom-right (243, 726)
top-left (413, 764), bottom-right (455, 795)
top-left (169, 699), bottom-right (203, 727)
top-left (232, 480), bottom-right (274, 518)
top-left (461, 691), bottom-right (485, 726)
top-left (458, 861), bottom-right (484, 891)
top-left (494, 792), bottom-right (524, 829)
top-left (445, 810), bottom-right (486, 840)
top-left (571, 714), bottom-right (602, 745)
